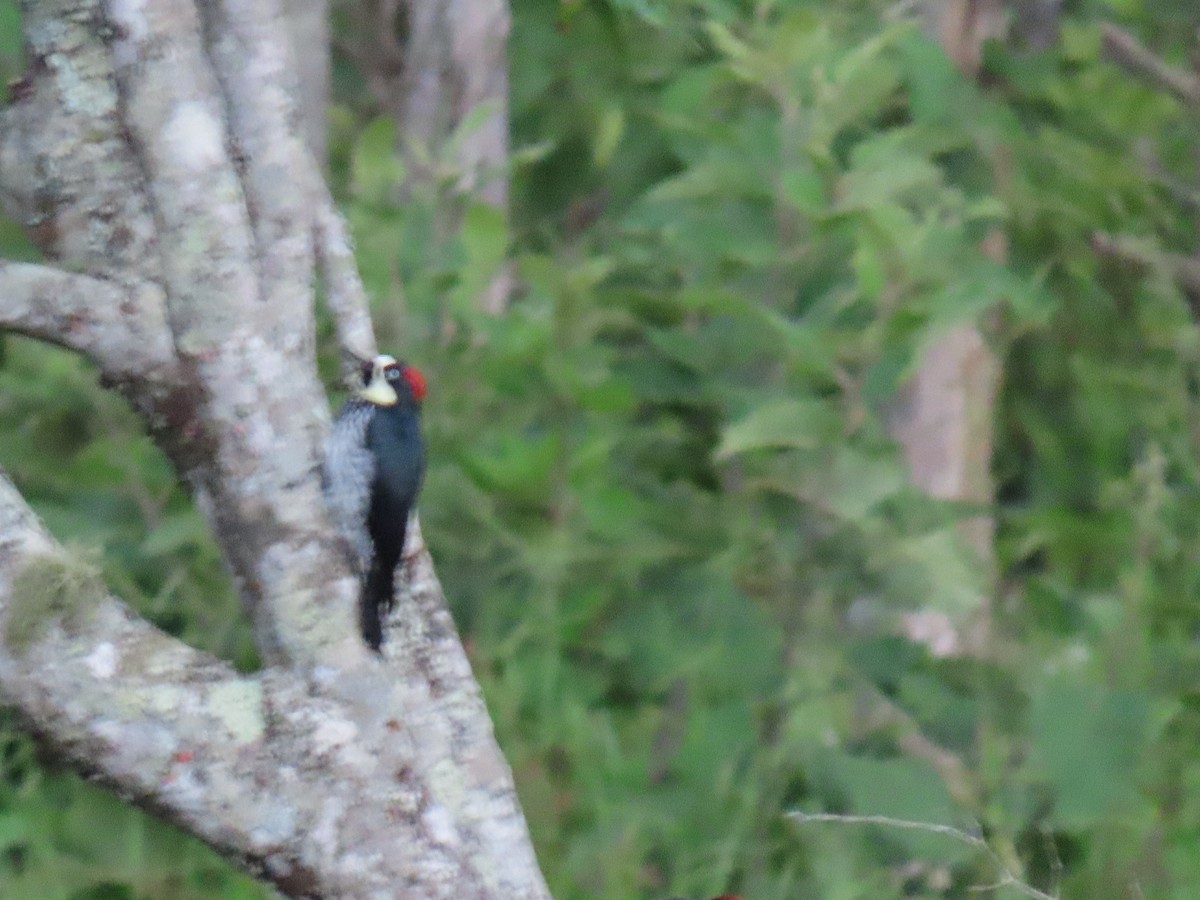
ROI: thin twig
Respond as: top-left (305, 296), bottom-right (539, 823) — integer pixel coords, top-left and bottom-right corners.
top-left (788, 811), bottom-right (988, 849)
top-left (1137, 146), bottom-right (1200, 215)
top-left (854, 681), bottom-right (977, 808)
top-left (787, 811), bottom-right (1059, 900)
top-left (1092, 231), bottom-right (1200, 307)
top-left (1100, 23), bottom-right (1200, 106)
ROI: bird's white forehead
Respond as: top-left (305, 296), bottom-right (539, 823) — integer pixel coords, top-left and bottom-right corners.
top-left (373, 354), bottom-right (398, 369)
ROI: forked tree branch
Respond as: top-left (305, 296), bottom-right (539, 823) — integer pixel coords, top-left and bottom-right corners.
top-left (0, 0), bottom-right (548, 895)
top-left (0, 473), bottom-right (542, 896)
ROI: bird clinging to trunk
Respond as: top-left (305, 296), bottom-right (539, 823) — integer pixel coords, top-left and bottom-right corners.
top-left (323, 354), bottom-right (427, 651)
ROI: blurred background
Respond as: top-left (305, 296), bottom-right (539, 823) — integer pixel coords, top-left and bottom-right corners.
top-left (2, 0), bottom-right (1200, 897)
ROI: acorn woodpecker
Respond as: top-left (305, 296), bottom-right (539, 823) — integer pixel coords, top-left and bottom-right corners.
top-left (323, 354), bottom-right (427, 651)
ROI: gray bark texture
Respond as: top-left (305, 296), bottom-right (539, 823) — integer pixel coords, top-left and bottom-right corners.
top-left (0, 1), bottom-right (549, 897)
top-left (283, 0), bottom-right (331, 163)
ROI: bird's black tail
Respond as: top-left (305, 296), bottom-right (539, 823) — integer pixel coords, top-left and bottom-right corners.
top-left (361, 556), bottom-right (396, 652)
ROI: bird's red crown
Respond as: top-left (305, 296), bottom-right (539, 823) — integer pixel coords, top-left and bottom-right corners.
top-left (402, 365), bottom-right (427, 402)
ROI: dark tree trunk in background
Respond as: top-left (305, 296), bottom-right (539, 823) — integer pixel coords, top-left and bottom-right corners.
top-left (886, 1), bottom-right (1023, 656)
top-left (842, 0), bottom-right (1031, 821)
top-left (337, 0), bottom-right (512, 312)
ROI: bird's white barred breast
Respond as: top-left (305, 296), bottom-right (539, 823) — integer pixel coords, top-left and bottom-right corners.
top-left (323, 400), bottom-right (376, 574)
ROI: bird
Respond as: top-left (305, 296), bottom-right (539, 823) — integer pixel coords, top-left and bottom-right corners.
top-left (323, 354), bottom-right (427, 651)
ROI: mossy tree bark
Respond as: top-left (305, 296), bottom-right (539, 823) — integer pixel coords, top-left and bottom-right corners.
top-left (0, 1), bottom-right (549, 897)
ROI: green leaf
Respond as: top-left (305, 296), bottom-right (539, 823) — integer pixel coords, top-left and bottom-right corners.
top-left (0, 812), bottom-right (29, 847)
top-left (820, 447), bottom-right (907, 519)
top-left (824, 30), bottom-right (903, 133)
top-left (704, 21), bottom-right (755, 68)
top-left (839, 149), bottom-right (942, 211)
top-left (459, 432), bottom-right (558, 503)
top-left (716, 398), bottom-right (840, 459)
top-left (510, 140), bottom-right (556, 168)
top-left (853, 236), bottom-right (887, 299)
top-left (877, 525), bottom-right (986, 615)
top-left (594, 106), bottom-right (625, 169)
top-left (0, 2), bottom-right (22, 67)
top-left (351, 116), bottom-right (404, 204)
top-left (461, 202), bottom-right (509, 274)
top-left (447, 100), bottom-right (502, 155)
top-left (781, 168), bottom-right (825, 215)
top-left (815, 752), bottom-right (968, 860)
top-left (1031, 677), bottom-right (1151, 828)
top-left (896, 29), bottom-right (960, 124)
top-left (141, 510), bottom-right (208, 557)
top-left (923, 259), bottom-right (1021, 329)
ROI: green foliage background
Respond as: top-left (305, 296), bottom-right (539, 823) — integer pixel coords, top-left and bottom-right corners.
top-left (3, 0), bottom-right (1200, 897)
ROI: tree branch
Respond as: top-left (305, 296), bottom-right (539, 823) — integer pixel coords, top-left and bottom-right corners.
top-left (282, 0), bottom-right (332, 164)
top-left (199, 0), bottom-right (321, 335)
top-left (0, 262), bottom-right (176, 381)
top-left (0, 469), bottom-right (549, 898)
top-left (104, 0), bottom-right (362, 663)
top-left (107, 0), bottom-right (260, 336)
top-left (1, 1), bottom-right (160, 274)
top-left (0, 473), bottom-right (280, 874)
top-left (315, 198), bottom-right (378, 365)
top-left (1100, 23), bottom-right (1200, 106)
top-left (0, 1), bottom-right (551, 894)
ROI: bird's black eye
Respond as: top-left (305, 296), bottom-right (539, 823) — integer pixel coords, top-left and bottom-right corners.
top-left (386, 368), bottom-right (400, 381)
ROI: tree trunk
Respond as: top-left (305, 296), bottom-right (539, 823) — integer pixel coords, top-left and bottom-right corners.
top-left (337, 0), bottom-right (513, 312)
top-left (0, 1), bottom-right (548, 896)
top-left (284, 0), bottom-right (331, 164)
top-left (892, 1), bottom-right (1012, 654)
top-left (889, 321), bottom-right (1001, 565)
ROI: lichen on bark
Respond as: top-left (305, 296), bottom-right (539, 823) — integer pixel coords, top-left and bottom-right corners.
top-left (5, 549), bottom-right (105, 652)
top-left (0, 1), bottom-right (550, 896)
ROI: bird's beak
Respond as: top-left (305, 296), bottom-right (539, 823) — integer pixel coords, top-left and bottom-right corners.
top-left (359, 358), bottom-right (399, 406)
